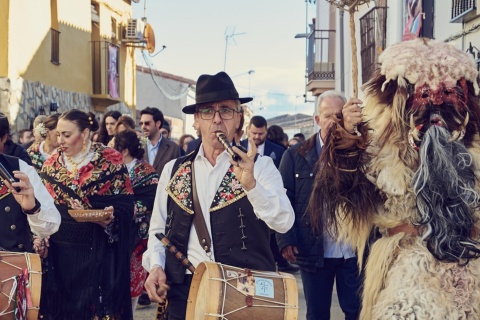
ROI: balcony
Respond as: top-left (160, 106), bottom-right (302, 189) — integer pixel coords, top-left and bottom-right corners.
top-left (306, 29), bottom-right (336, 96)
top-left (90, 41), bottom-right (121, 111)
top-left (451, 0), bottom-right (478, 23)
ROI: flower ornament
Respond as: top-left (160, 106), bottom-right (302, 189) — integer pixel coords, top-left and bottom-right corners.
top-left (139, 136), bottom-right (149, 148)
top-left (34, 123), bottom-right (47, 138)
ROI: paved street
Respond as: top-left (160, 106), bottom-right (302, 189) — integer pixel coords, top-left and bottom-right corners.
top-left (134, 270), bottom-right (343, 320)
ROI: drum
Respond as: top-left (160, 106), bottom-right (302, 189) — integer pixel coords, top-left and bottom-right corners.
top-left (0, 252), bottom-right (42, 320)
top-left (186, 262), bottom-right (298, 320)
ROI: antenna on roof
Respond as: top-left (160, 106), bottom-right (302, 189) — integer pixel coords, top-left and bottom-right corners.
top-left (223, 26), bottom-right (246, 71)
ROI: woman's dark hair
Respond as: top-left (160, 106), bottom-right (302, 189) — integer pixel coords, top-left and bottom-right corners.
top-left (60, 109), bottom-right (100, 133)
top-left (179, 134), bottom-right (195, 148)
top-left (267, 125), bottom-right (287, 149)
top-left (97, 110), bottom-right (122, 145)
top-left (0, 112), bottom-right (10, 138)
top-left (43, 113), bottom-right (60, 131)
top-left (115, 115), bottom-right (136, 133)
top-left (113, 130), bottom-right (144, 160)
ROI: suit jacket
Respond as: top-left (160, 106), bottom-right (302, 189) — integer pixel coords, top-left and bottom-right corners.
top-left (145, 137), bottom-right (181, 176)
top-left (240, 138), bottom-right (285, 168)
top-left (276, 133), bottom-right (325, 269)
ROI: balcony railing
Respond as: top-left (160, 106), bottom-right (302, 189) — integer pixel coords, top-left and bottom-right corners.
top-left (307, 29), bottom-right (336, 81)
top-left (91, 41), bottom-right (120, 98)
top-left (451, 0), bottom-right (476, 22)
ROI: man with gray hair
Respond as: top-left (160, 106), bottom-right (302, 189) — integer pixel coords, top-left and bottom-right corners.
top-left (277, 90), bottom-right (362, 320)
top-left (143, 71), bottom-right (294, 319)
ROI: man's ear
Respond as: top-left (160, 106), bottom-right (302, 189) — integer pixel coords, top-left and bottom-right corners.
top-left (156, 121), bottom-right (162, 129)
top-left (1, 134), bottom-right (7, 144)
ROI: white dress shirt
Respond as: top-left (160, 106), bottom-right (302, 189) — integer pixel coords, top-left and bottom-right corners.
top-left (248, 141), bottom-right (265, 156)
top-left (143, 145), bottom-right (294, 272)
top-left (19, 160), bottom-right (61, 238)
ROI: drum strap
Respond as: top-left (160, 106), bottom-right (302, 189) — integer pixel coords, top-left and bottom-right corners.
top-left (191, 162), bottom-right (212, 256)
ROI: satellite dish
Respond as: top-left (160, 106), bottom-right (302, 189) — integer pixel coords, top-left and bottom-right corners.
top-left (132, 0), bottom-right (140, 3)
top-left (144, 23), bottom-right (155, 54)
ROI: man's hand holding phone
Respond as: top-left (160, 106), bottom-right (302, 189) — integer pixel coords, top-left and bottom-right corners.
top-left (0, 163), bottom-right (39, 214)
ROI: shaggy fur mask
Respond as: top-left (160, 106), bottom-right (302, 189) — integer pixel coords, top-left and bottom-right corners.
top-left (308, 38), bottom-right (480, 264)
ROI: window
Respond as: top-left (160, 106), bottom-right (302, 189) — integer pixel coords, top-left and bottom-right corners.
top-left (51, 29), bottom-right (60, 65)
top-left (360, 7), bottom-right (387, 84)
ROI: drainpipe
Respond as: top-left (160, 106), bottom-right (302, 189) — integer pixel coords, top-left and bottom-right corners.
top-left (339, 9), bottom-right (345, 93)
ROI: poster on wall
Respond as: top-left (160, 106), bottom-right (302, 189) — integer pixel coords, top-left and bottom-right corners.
top-left (402, 0), bottom-right (422, 41)
top-left (108, 44), bottom-right (119, 99)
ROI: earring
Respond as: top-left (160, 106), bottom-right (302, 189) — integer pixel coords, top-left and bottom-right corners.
top-left (81, 140), bottom-right (87, 153)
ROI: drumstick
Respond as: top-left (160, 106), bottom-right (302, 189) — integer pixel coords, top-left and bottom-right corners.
top-left (156, 283), bottom-right (170, 296)
top-left (155, 233), bottom-right (196, 273)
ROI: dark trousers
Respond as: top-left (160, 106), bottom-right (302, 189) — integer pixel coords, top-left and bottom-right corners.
top-left (300, 257), bottom-right (361, 320)
top-left (166, 275), bottom-right (192, 320)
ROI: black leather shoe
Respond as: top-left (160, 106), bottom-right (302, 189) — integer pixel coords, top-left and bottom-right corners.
top-left (277, 262), bottom-right (300, 273)
top-left (137, 291), bottom-right (151, 306)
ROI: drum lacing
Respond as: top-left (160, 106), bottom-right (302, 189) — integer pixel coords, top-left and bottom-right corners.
top-left (0, 252), bottom-right (40, 316)
top-left (204, 264), bottom-right (298, 318)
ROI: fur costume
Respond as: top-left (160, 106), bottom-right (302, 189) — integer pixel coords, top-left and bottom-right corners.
top-left (309, 38), bottom-right (480, 319)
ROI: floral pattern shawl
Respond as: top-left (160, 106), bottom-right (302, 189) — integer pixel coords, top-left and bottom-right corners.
top-left (166, 160), bottom-right (246, 213)
top-left (39, 143), bottom-right (134, 320)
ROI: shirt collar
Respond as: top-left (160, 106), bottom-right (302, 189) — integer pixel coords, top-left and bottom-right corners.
top-left (195, 144), bottom-right (231, 163)
top-left (149, 135), bottom-right (162, 149)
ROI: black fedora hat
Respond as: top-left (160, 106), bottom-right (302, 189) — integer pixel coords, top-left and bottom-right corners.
top-left (182, 71), bottom-right (253, 114)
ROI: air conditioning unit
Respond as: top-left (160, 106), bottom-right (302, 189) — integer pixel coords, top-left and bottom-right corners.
top-left (124, 19), bottom-right (145, 41)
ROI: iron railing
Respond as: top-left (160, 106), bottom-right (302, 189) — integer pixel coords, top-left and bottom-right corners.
top-left (360, 6), bottom-right (387, 84)
top-left (451, 0), bottom-right (476, 21)
top-left (307, 29), bottom-right (336, 81)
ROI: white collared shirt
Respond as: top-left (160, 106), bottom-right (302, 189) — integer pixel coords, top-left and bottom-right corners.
top-left (147, 135), bottom-right (163, 166)
top-left (143, 144), bottom-right (294, 272)
top-left (19, 160), bottom-right (61, 238)
top-left (248, 141), bottom-right (265, 156)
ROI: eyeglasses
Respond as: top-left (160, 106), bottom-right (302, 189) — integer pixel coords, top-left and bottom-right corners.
top-left (197, 108), bottom-right (238, 120)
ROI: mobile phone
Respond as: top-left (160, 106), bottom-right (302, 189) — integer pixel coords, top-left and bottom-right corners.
top-left (0, 162), bottom-right (21, 192)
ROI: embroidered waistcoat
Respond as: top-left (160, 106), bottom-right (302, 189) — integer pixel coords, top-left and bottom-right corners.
top-left (0, 154), bottom-right (33, 252)
top-left (165, 153), bottom-right (275, 284)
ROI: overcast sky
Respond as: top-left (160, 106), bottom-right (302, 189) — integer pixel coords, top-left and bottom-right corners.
top-left (132, 0), bottom-right (317, 120)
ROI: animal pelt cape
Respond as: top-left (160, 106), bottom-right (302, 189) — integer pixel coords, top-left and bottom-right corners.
top-left (308, 38), bottom-right (480, 319)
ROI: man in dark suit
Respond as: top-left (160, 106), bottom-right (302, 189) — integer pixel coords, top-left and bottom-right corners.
top-left (140, 107), bottom-right (181, 176)
top-left (277, 91), bottom-right (361, 320)
top-left (240, 116), bottom-right (285, 168)
top-left (240, 115), bottom-right (298, 273)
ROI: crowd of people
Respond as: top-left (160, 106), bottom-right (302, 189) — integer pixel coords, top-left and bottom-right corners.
top-left (2, 38), bottom-right (480, 320)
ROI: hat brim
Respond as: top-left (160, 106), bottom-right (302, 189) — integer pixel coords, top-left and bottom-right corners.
top-left (182, 97), bottom-right (253, 114)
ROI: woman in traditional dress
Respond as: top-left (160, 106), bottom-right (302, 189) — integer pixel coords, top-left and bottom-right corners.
top-left (27, 113), bottom-right (60, 172)
top-left (113, 130), bottom-right (159, 312)
top-left (39, 109), bottom-right (134, 320)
